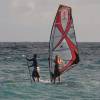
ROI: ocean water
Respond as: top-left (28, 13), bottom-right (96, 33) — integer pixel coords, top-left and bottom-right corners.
top-left (0, 42), bottom-right (100, 100)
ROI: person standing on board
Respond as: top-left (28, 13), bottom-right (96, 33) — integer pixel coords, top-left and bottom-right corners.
top-left (53, 55), bottom-right (63, 84)
top-left (26, 54), bottom-right (40, 82)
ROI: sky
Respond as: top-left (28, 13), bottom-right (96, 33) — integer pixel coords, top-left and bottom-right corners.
top-left (0, 0), bottom-right (100, 42)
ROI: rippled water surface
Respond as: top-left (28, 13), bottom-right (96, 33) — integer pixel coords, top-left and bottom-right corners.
top-left (0, 42), bottom-right (100, 100)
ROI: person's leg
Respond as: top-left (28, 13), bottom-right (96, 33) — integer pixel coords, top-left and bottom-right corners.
top-left (58, 76), bottom-right (60, 83)
top-left (50, 73), bottom-right (54, 83)
top-left (33, 77), bottom-right (35, 82)
top-left (32, 71), bottom-right (35, 82)
top-left (36, 71), bottom-right (40, 82)
top-left (53, 77), bottom-right (56, 84)
top-left (37, 77), bottom-right (39, 82)
top-left (51, 77), bottom-right (53, 83)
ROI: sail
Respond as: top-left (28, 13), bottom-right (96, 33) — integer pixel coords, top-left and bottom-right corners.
top-left (49, 5), bottom-right (79, 79)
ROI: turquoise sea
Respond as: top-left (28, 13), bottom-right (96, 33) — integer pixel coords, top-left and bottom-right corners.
top-left (0, 42), bottom-right (100, 100)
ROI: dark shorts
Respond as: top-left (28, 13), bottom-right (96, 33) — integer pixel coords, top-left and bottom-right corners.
top-left (32, 70), bottom-right (40, 78)
top-left (54, 64), bottom-right (60, 77)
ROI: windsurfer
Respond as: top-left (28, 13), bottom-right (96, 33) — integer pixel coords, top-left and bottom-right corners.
top-left (53, 55), bottom-right (63, 84)
top-left (26, 54), bottom-right (40, 82)
top-left (49, 5), bottom-right (79, 84)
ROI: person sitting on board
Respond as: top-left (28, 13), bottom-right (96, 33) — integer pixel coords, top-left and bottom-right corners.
top-left (53, 55), bottom-right (63, 84)
top-left (26, 54), bottom-right (40, 82)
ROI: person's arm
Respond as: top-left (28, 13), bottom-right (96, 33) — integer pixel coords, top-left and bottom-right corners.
top-left (60, 58), bottom-right (64, 65)
top-left (26, 57), bottom-right (34, 68)
top-left (58, 57), bottom-right (64, 65)
top-left (26, 57), bottom-right (33, 61)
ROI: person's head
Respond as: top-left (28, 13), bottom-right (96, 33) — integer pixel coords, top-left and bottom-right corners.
top-left (33, 54), bottom-right (37, 58)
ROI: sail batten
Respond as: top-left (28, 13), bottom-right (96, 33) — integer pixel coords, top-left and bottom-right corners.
top-left (49, 5), bottom-right (79, 80)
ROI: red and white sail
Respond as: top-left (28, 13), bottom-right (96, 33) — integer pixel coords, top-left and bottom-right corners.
top-left (49, 5), bottom-right (79, 78)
